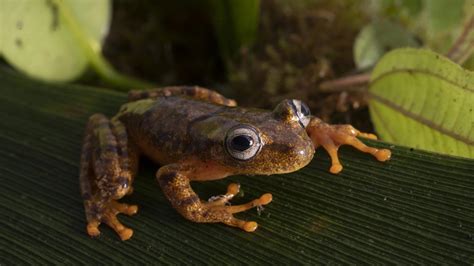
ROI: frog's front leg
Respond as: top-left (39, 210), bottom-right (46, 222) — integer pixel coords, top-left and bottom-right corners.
top-left (79, 114), bottom-right (139, 240)
top-left (306, 117), bottom-right (391, 174)
top-left (157, 164), bottom-right (272, 232)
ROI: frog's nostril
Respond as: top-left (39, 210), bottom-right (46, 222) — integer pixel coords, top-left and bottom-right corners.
top-left (296, 144), bottom-right (310, 155)
top-left (298, 148), bottom-right (307, 156)
top-left (293, 143), bottom-right (314, 162)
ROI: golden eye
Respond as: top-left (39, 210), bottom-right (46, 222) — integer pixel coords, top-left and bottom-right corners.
top-left (225, 125), bottom-right (262, 161)
top-left (291, 100), bottom-right (311, 128)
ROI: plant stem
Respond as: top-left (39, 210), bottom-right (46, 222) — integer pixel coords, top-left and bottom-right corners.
top-left (53, 0), bottom-right (154, 91)
top-left (319, 73), bottom-right (371, 92)
top-left (446, 15), bottom-right (474, 65)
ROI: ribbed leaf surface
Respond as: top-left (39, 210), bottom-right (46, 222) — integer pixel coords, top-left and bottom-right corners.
top-left (1, 68), bottom-right (473, 264)
top-left (369, 48), bottom-right (474, 158)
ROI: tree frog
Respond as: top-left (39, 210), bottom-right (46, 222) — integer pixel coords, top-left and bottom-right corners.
top-left (79, 86), bottom-right (391, 241)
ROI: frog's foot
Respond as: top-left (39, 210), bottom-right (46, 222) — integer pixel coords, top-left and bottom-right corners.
top-left (158, 167), bottom-right (272, 233)
top-left (307, 118), bottom-right (391, 174)
top-left (204, 192), bottom-right (273, 232)
top-left (85, 200), bottom-right (138, 241)
top-left (80, 113), bottom-right (139, 240)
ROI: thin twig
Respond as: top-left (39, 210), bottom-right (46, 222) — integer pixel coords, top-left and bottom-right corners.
top-left (319, 73), bottom-right (371, 93)
top-left (446, 15), bottom-right (474, 64)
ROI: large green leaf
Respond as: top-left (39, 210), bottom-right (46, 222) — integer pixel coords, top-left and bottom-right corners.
top-left (0, 0), bottom-right (110, 81)
top-left (369, 48), bottom-right (474, 158)
top-left (1, 68), bottom-right (473, 264)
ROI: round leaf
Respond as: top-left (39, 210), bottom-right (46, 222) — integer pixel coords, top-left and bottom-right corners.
top-left (0, 0), bottom-right (111, 82)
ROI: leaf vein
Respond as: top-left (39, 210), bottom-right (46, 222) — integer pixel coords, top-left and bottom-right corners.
top-left (369, 93), bottom-right (474, 145)
top-left (370, 69), bottom-right (473, 93)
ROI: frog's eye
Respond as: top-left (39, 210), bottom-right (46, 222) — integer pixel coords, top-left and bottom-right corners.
top-left (225, 125), bottom-right (262, 161)
top-left (291, 100), bottom-right (311, 128)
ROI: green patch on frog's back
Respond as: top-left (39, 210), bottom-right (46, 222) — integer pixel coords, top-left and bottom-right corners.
top-left (117, 99), bottom-right (156, 116)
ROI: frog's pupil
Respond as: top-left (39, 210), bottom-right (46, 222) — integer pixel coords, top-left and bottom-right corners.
top-left (300, 103), bottom-right (310, 116)
top-left (231, 135), bottom-right (253, 151)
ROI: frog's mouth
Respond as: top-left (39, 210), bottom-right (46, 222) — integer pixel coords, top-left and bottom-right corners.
top-left (243, 140), bottom-right (315, 175)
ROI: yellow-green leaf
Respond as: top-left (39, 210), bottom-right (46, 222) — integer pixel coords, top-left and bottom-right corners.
top-left (369, 48), bottom-right (474, 158)
top-left (0, 0), bottom-right (110, 82)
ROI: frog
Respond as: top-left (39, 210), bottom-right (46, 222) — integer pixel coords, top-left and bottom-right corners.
top-left (79, 86), bottom-right (391, 241)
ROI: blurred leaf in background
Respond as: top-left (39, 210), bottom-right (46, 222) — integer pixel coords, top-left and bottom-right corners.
top-left (422, 0), bottom-right (467, 53)
top-left (0, 0), bottom-right (110, 81)
top-left (0, 0), bottom-right (151, 89)
top-left (0, 0), bottom-right (111, 81)
top-left (369, 48), bottom-right (474, 158)
top-left (208, 0), bottom-right (260, 60)
top-left (365, 0), bottom-right (472, 56)
top-left (353, 20), bottom-right (419, 69)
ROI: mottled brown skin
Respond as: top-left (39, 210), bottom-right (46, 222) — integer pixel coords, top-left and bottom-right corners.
top-left (79, 86), bottom-right (391, 241)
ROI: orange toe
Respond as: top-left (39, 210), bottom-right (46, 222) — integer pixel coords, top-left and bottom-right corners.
top-left (243, 221), bottom-right (258, 232)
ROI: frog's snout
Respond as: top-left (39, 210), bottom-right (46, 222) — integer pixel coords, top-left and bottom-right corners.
top-left (292, 141), bottom-right (314, 165)
top-left (269, 138), bottom-right (314, 173)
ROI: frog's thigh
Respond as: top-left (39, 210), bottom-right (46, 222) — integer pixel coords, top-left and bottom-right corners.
top-left (157, 167), bottom-right (204, 222)
top-left (157, 164), bottom-right (271, 232)
top-left (128, 86), bottom-right (237, 106)
top-left (79, 114), bottom-right (138, 240)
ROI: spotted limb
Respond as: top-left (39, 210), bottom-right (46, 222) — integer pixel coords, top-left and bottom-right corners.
top-left (157, 164), bottom-right (272, 232)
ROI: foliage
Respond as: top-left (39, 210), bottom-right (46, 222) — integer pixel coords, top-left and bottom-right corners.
top-left (0, 0), bottom-right (151, 89)
top-left (227, 0), bottom-right (367, 127)
top-left (353, 20), bottom-right (419, 69)
top-left (359, 0), bottom-right (472, 68)
top-left (368, 48), bottom-right (474, 158)
top-left (1, 67), bottom-right (473, 264)
top-left (208, 0), bottom-right (260, 59)
top-left (366, 0), bottom-right (468, 50)
top-left (0, 0), bottom-right (110, 81)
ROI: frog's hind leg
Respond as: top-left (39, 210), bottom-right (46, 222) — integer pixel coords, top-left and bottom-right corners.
top-left (79, 114), bottom-right (139, 241)
top-left (306, 117), bottom-right (391, 174)
top-left (127, 86), bottom-right (237, 106)
top-left (157, 166), bottom-right (272, 232)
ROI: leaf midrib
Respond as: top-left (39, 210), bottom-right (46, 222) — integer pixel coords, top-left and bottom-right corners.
top-left (370, 68), bottom-right (473, 93)
top-left (369, 92), bottom-right (473, 145)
